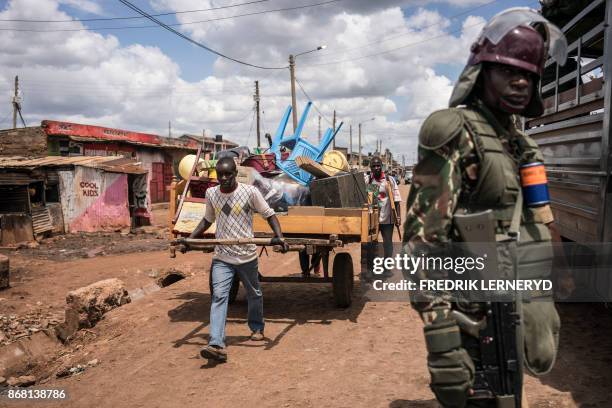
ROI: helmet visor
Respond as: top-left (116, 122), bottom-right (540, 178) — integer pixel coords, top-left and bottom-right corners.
top-left (478, 7), bottom-right (568, 66)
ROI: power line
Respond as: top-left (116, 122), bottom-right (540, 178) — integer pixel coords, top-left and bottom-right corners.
top-left (246, 107), bottom-right (256, 146)
top-left (19, 85), bottom-right (252, 96)
top-left (294, 77), bottom-right (333, 127)
top-left (299, 0), bottom-right (502, 61)
top-left (16, 106), bottom-right (26, 127)
top-left (304, 21), bottom-right (486, 67)
top-left (261, 109), bottom-right (268, 136)
top-left (117, 0), bottom-right (287, 70)
top-left (1, 0), bottom-right (342, 33)
top-left (220, 107), bottom-right (256, 134)
top-left (0, 0), bottom-right (273, 22)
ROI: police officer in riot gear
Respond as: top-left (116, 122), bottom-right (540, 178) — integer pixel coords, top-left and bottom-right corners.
top-left (403, 8), bottom-right (567, 407)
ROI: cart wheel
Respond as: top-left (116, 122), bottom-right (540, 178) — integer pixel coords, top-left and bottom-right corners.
top-left (209, 271), bottom-right (240, 304)
top-left (332, 253), bottom-right (353, 308)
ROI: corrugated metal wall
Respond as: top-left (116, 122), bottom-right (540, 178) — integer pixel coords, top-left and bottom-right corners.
top-left (0, 185), bottom-right (30, 213)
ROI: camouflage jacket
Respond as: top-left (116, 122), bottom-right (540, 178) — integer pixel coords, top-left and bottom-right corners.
top-left (404, 103), bottom-right (553, 244)
top-left (402, 102), bottom-right (554, 310)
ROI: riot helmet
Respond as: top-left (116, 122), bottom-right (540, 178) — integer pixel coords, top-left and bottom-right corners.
top-left (449, 8), bottom-right (567, 117)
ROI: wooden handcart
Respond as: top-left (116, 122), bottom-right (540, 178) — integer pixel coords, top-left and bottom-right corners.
top-left (169, 189), bottom-right (378, 307)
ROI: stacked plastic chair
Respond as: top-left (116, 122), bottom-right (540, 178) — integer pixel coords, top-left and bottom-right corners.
top-left (270, 102), bottom-right (343, 185)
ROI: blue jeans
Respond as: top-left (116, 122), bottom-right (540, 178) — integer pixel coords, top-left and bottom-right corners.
top-left (209, 259), bottom-right (264, 348)
top-left (379, 223), bottom-right (394, 259)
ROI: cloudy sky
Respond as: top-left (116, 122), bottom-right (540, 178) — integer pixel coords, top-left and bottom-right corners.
top-left (0, 0), bottom-right (537, 164)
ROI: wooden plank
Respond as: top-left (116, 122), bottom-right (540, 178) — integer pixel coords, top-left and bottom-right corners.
top-left (179, 237), bottom-right (336, 246)
top-left (173, 141), bottom-right (205, 223)
top-left (168, 179), bottom-right (177, 237)
top-left (295, 156), bottom-right (336, 178)
top-left (253, 214), bottom-right (362, 235)
top-left (254, 215), bottom-right (325, 234)
top-left (324, 208), bottom-right (363, 217)
top-left (322, 216), bottom-right (361, 234)
top-left (288, 206), bottom-right (325, 216)
top-left (183, 197), bottom-right (206, 204)
top-left (31, 207), bottom-right (53, 235)
top-left (361, 206), bottom-right (369, 242)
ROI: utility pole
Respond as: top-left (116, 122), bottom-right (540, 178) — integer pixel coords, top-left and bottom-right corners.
top-left (349, 124), bottom-right (352, 159)
top-left (254, 81), bottom-right (261, 148)
top-left (358, 123), bottom-right (362, 170)
top-left (288, 46), bottom-right (326, 133)
top-left (318, 115), bottom-right (321, 143)
top-left (332, 110), bottom-right (336, 149)
top-left (168, 120), bottom-right (171, 138)
top-left (12, 76), bottom-right (19, 129)
top-left (289, 54), bottom-right (297, 132)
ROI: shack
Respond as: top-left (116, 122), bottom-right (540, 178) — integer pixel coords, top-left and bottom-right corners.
top-left (1, 121), bottom-right (201, 203)
top-left (0, 156), bottom-right (148, 245)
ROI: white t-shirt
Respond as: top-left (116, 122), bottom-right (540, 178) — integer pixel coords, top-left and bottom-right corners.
top-left (204, 183), bottom-right (276, 264)
top-left (365, 173), bottom-right (402, 224)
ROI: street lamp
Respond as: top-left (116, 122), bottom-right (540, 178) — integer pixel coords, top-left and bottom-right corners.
top-left (358, 117), bottom-right (375, 169)
top-left (289, 45), bottom-right (327, 131)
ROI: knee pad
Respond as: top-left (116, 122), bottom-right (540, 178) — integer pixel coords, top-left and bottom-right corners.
top-left (422, 306), bottom-right (475, 408)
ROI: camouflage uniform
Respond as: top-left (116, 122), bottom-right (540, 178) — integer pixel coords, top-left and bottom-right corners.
top-left (402, 13), bottom-right (566, 407)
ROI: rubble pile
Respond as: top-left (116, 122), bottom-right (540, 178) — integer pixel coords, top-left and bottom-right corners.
top-left (56, 278), bottom-right (130, 341)
top-left (0, 309), bottom-right (62, 345)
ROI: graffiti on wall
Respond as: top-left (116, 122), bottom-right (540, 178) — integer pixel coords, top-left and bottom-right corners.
top-left (80, 181), bottom-right (99, 197)
top-left (132, 174), bottom-right (148, 210)
top-left (59, 167), bottom-right (131, 233)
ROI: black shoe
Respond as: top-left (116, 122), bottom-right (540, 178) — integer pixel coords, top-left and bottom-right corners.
top-left (200, 345), bottom-right (227, 362)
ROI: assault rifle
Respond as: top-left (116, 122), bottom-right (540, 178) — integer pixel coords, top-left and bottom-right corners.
top-left (453, 209), bottom-right (523, 408)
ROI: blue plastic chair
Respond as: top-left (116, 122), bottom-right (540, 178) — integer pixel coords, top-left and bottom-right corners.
top-left (278, 122), bottom-right (343, 185)
top-left (270, 102), bottom-right (312, 161)
top-left (270, 102), bottom-right (344, 185)
top-left (269, 106), bottom-right (292, 162)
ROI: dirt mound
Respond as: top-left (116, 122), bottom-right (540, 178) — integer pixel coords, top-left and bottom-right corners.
top-left (56, 279), bottom-right (130, 341)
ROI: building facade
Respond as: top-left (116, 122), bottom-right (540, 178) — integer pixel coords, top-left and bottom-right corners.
top-left (1, 121), bottom-right (202, 203)
top-left (0, 156), bottom-right (148, 244)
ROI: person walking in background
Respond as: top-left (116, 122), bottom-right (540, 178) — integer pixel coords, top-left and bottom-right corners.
top-left (366, 156), bottom-right (402, 260)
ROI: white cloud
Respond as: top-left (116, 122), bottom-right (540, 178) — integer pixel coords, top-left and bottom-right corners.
top-left (58, 0), bottom-right (103, 14)
top-left (0, 0), bottom-right (489, 164)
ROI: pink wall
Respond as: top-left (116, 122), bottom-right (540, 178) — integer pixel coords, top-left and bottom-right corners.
top-left (59, 167), bottom-right (131, 233)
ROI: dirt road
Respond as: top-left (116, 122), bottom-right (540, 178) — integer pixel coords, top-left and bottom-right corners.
top-left (1, 193), bottom-right (611, 407)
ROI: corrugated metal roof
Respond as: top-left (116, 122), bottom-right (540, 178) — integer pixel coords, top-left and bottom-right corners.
top-left (0, 156), bottom-right (147, 174)
top-left (41, 120), bottom-right (199, 150)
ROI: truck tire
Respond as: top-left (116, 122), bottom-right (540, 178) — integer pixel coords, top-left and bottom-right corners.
top-left (332, 253), bottom-right (353, 308)
top-left (209, 270), bottom-right (240, 304)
